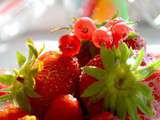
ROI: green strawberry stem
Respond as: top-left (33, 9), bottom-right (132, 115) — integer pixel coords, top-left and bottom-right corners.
top-left (82, 43), bottom-right (160, 120)
top-left (0, 39), bottom-right (44, 112)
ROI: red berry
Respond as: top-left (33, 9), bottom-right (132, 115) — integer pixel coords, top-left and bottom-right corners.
top-left (92, 28), bottom-right (112, 48)
top-left (91, 112), bottom-right (119, 120)
top-left (111, 22), bottom-right (133, 47)
top-left (44, 94), bottom-right (83, 120)
top-left (59, 34), bottom-right (81, 56)
top-left (74, 17), bottom-right (96, 41)
top-left (105, 18), bottom-right (124, 29)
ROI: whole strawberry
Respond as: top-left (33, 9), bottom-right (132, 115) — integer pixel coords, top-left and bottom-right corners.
top-left (79, 43), bottom-right (160, 120)
top-left (91, 112), bottom-right (119, 120)
top-left (0, 40), bottom-right (80, 119)
top-left (44, 94), bottom-right (83, 120)
top-left (0, 104), bottom-right (27, 120)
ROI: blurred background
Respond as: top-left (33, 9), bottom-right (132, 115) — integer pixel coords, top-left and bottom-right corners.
top-left (0, 0), bottom-right (160, 68)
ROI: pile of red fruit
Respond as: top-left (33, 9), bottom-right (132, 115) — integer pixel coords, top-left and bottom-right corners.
top-left (0, 17), bottom-right (159, 120)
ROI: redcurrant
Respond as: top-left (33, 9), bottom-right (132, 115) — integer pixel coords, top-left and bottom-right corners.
top-left (59, 33), bottom-right (81, 57)
top-left (111, 22), bottom-right (133, 47)
top-left (74, 17), bottom-right (96, 41)
top-left (92, 28), bottom-right (112, 48)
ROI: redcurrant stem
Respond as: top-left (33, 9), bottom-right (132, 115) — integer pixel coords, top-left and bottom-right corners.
top-left (50, 26), bottom-right (72, 32)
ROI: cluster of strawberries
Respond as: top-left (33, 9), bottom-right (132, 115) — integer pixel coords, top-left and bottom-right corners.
top-left (0, 16), bottom-right (159, 120)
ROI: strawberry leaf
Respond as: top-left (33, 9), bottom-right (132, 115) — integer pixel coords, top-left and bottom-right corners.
top-left (81, 81), bottom-right (104, 97)
top-left (116, 95), bottom-right (127, 120)
top-left (26, 39), bottom-right (38, 59)
top-left (0, 87), bottom-right (11, 92)
top-left (100, 46), bottom-right (115, 69)
top-left (15, 90), bottom-right (31, 112)
top-left (0, 94), bottom-right (12, 102)
top-left (126, 97), bottom-right (139, 120)
top-left (83, 66), bottom-right (105, 81)
top-left (135, 94), bottom-right (153, 116)
top-left (119, 42), bottom-right (131, 63)
top-left (131, 49), bottom-right (144, 70)
top-left (0, 74), bottom-right (16, 85)
top-left (16, 52), bottom-right (26, 67)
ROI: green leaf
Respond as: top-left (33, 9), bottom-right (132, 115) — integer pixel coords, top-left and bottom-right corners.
top-left (0, 87), bottom-right (11, 92)
top-left (135, 94), bottom-right (153, 116)
top-left (38, 43), bottom-right (45, 55)
top-left (132, 49), bottom-right (144, 70)
top-left (0, 94), bottom-right (12, 102)
top-left (119, 43), bottom-right (130, 63)
top-left (126, 97), bottom-right (139, 120)
top-left (146, 60), bottom-right (160, 70)
top-left (135, 68), bottom-right (155, 81)
top-left (81, 81), bottom-right (104, 97)
top-left (116, 95), bottom-right (127, 120)
top-left (100, 45), bottom-right (115, 69)
top-left (16, 52), bottom-right (26, 67)
top-left (137, 84), bottom-right (153, 101)
top-left (26, 39), bottom-right (38, 58)
top-left (15, 90), bottom-right (31, 112)
top-left (24, 86), bottom-right (40, 98)
top-left (83, 66), bottom-right (105, 81)
top-left (0, 74), bottom-right (16, 85)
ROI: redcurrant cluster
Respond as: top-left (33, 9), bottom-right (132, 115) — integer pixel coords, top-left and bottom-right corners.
top-left (59, 17), bottom-right (136, 57)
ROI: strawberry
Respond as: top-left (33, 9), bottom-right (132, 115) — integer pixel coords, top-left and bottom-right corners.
top-left (91, 112), bottom-right (119, 120)
top-left (0, 104), bottom-right (27, 120)
top-left (18, 115), bottom-right (38, 120)
top-left (44, 94), bottom-right (83, 120)
top-left (79, 43), bottom-right (160, 120)
top-left (0, 40), bottom-right (80, 119)
top-left (143, 71), bottom-right (160, 102)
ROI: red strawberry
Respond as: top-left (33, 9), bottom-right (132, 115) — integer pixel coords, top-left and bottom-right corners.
top-left (0, 104), bottom-right (27, 120)
top-left (91, 112), bottom-right (119, 120)
top-left (79, 55), bottom-right (103, 117)
top-left (44, 94), bottom-right (83, 120)
top-left (0, 40), bottom-right (80, 119)
top-left (30, 51), bottom-right (80, 116)
top-left (79, 43), bottom-right (159, 120)
top-left (143, 71), bottom-right (160, 102)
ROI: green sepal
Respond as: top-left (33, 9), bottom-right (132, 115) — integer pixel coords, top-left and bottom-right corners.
top-left (116, 94), bottom-right (127, 120)
top-left (0, 74), bottom-right (16, 85)
top-left (119, 42), bottom-right (131, 63)
top-left (16, 52), bottom-right (26, 67)
top-left (14, 90), bottom-right (31, 112)
top-left (0, 94), bottom-right (12, 102)
top-left (135, 60), bottom-right (160, 81)
top-left (100, 45), bottom-right (115, 69)
top-left (135, 93), bottom-right (153, 116)
top-left (126, 97), bottom-right (139, 120)
top-left (131, 49), bottom-right (144, 70)
top-left (83, 66), bottom-right (105, 81)
top-left (26, 39), bottom-right (38, 59)
top-left (0, 87), bottom-right (11, 92)
top-left (81, 81), bottom-right (104, 97)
